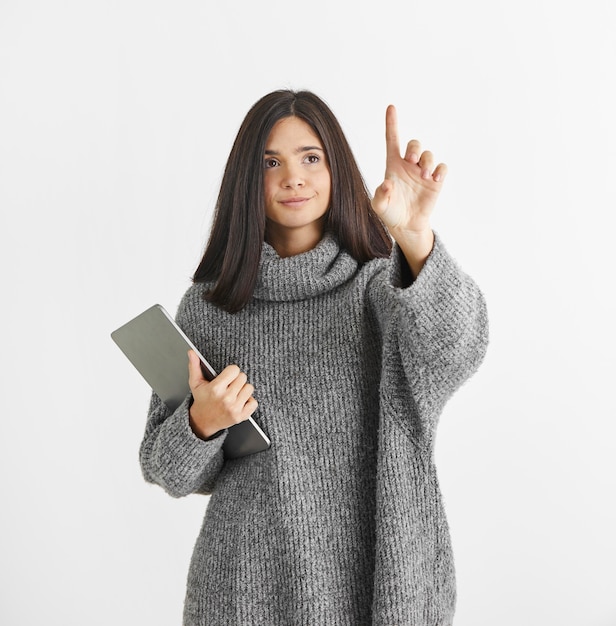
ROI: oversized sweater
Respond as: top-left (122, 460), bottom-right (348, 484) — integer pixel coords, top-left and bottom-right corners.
top-left (140, 233), bottom-right (489, 626)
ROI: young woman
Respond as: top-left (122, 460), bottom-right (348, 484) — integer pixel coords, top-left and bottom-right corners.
top-left (140, 90), bottom-right (488, 626)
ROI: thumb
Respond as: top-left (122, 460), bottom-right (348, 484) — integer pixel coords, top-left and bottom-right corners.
top-left (371, 179), bottom-right (393, 215)
top-left (187, 350), bottom-right (208, 392)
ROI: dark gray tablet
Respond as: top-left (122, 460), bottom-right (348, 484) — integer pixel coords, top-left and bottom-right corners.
top-left (111, 304), bottom-right (270, 459)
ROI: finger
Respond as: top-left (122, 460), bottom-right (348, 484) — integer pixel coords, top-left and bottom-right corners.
top-left (385, 105), bottom-right (401, 162)
top-left (213, 363), bottom-right (242, 387)
top-left (241, 397), bottom-right (259, 420)
top-left (418, 150), bottom-right (435, 179)
top-left (227, 371), bottom-right (248, 396)
top-left (433, 162), bottom-right (448, 183)
top-left (404, 140), bottom-right (421, 164)
top-left (236, 382), bottom-right (255, 407)
top-left (188, 350), bottom-right (208, 390)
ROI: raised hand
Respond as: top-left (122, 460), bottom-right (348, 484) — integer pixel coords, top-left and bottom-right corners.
top-left (371, 105), bottom-right (447, 276)
top-left (187, 350), bottom-right (258, 440)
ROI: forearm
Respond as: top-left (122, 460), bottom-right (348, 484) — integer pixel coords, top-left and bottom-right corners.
top-left (140, 394), bottom-right (226, 497)
top-left (369, 233), bottom-right (488, 449)
top-left (390, 227), bottom-right (435, 280)
top-left (400, 234), bottom-right (489, 408)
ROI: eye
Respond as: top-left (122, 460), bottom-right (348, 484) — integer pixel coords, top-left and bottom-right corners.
top-left (304, 154), bottom-right (321, 164)
top-left (264, 157), bottom-right (279, 169)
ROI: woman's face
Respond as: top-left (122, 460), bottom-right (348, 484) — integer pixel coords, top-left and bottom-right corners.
top-left (263, 116), bottom-right (332, 257)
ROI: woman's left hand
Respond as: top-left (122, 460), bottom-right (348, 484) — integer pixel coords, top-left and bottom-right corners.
top-left (371, 105), bottom-right (447, 277)
top-left (371, 105), bottom-right (447, 236)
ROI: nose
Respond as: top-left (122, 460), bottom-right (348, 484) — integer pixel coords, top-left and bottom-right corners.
top-left (282, 163), bottom-right (305, 189)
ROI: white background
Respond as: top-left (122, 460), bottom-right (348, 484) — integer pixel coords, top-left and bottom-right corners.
top-left (1, 1), bottom-right (615, 624)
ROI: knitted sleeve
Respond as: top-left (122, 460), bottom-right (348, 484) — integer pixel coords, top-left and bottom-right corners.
top-left (371, 233), bottom-right (489, 447)
top-left (139, 393), bottom-right (226, 497)
top-left (138, 290), bottom-right (227, 498)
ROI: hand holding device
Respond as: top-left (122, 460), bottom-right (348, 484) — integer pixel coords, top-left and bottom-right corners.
top-left (187, 351), bottom-right (259, 440)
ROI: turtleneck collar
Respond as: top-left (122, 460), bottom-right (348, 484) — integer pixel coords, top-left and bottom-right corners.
top-left (253, 233), bottom-right (359, 302)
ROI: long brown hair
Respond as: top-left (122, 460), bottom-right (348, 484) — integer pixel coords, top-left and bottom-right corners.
top-left (194, 90), bottom-right (392, 312)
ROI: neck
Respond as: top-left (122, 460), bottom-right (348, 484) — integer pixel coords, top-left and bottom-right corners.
top-left (265, 221), bottom-right (325, 258)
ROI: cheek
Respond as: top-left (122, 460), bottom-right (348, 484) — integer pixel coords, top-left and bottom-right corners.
top-left (263, 175), bottom-right (276, 201)
top-left (319, 171), bottom-right (332, 198)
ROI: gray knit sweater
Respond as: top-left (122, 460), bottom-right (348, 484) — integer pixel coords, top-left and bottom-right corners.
top-left (140, 233), bottom-right (488, 626)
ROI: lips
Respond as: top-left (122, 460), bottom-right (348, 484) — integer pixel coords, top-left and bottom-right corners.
top-left (278, 196), bottom-right (312, 208)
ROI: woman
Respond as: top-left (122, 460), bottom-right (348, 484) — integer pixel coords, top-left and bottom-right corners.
top-left (140, 89), bottom-right (488, 625)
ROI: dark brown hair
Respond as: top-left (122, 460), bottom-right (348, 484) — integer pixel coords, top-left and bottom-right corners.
top-left (194, 89), bottom-right (392, 312)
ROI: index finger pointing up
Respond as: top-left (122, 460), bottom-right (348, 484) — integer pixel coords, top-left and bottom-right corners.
top-left (385, 104), bottom-right (401, 161)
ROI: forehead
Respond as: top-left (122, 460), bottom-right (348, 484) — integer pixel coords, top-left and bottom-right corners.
top-left (265, 116), bottom-right (323, 149)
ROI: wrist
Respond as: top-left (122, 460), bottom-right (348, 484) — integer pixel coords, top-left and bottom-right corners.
top-left (392, 228), bottom-right (434, 280)
top-left (188, 405), bottom-right (219, 441)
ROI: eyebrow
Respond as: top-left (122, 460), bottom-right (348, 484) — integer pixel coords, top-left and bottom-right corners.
top-left (264, 146), bottom-right (324, 156)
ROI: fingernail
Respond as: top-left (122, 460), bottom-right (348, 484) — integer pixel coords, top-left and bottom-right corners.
top-left (411, 153), bottom-right (419, 163)
top-left (434, 173), bottom-right (442, 182)
top-left (422, 169), bottom-right (430, 179)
